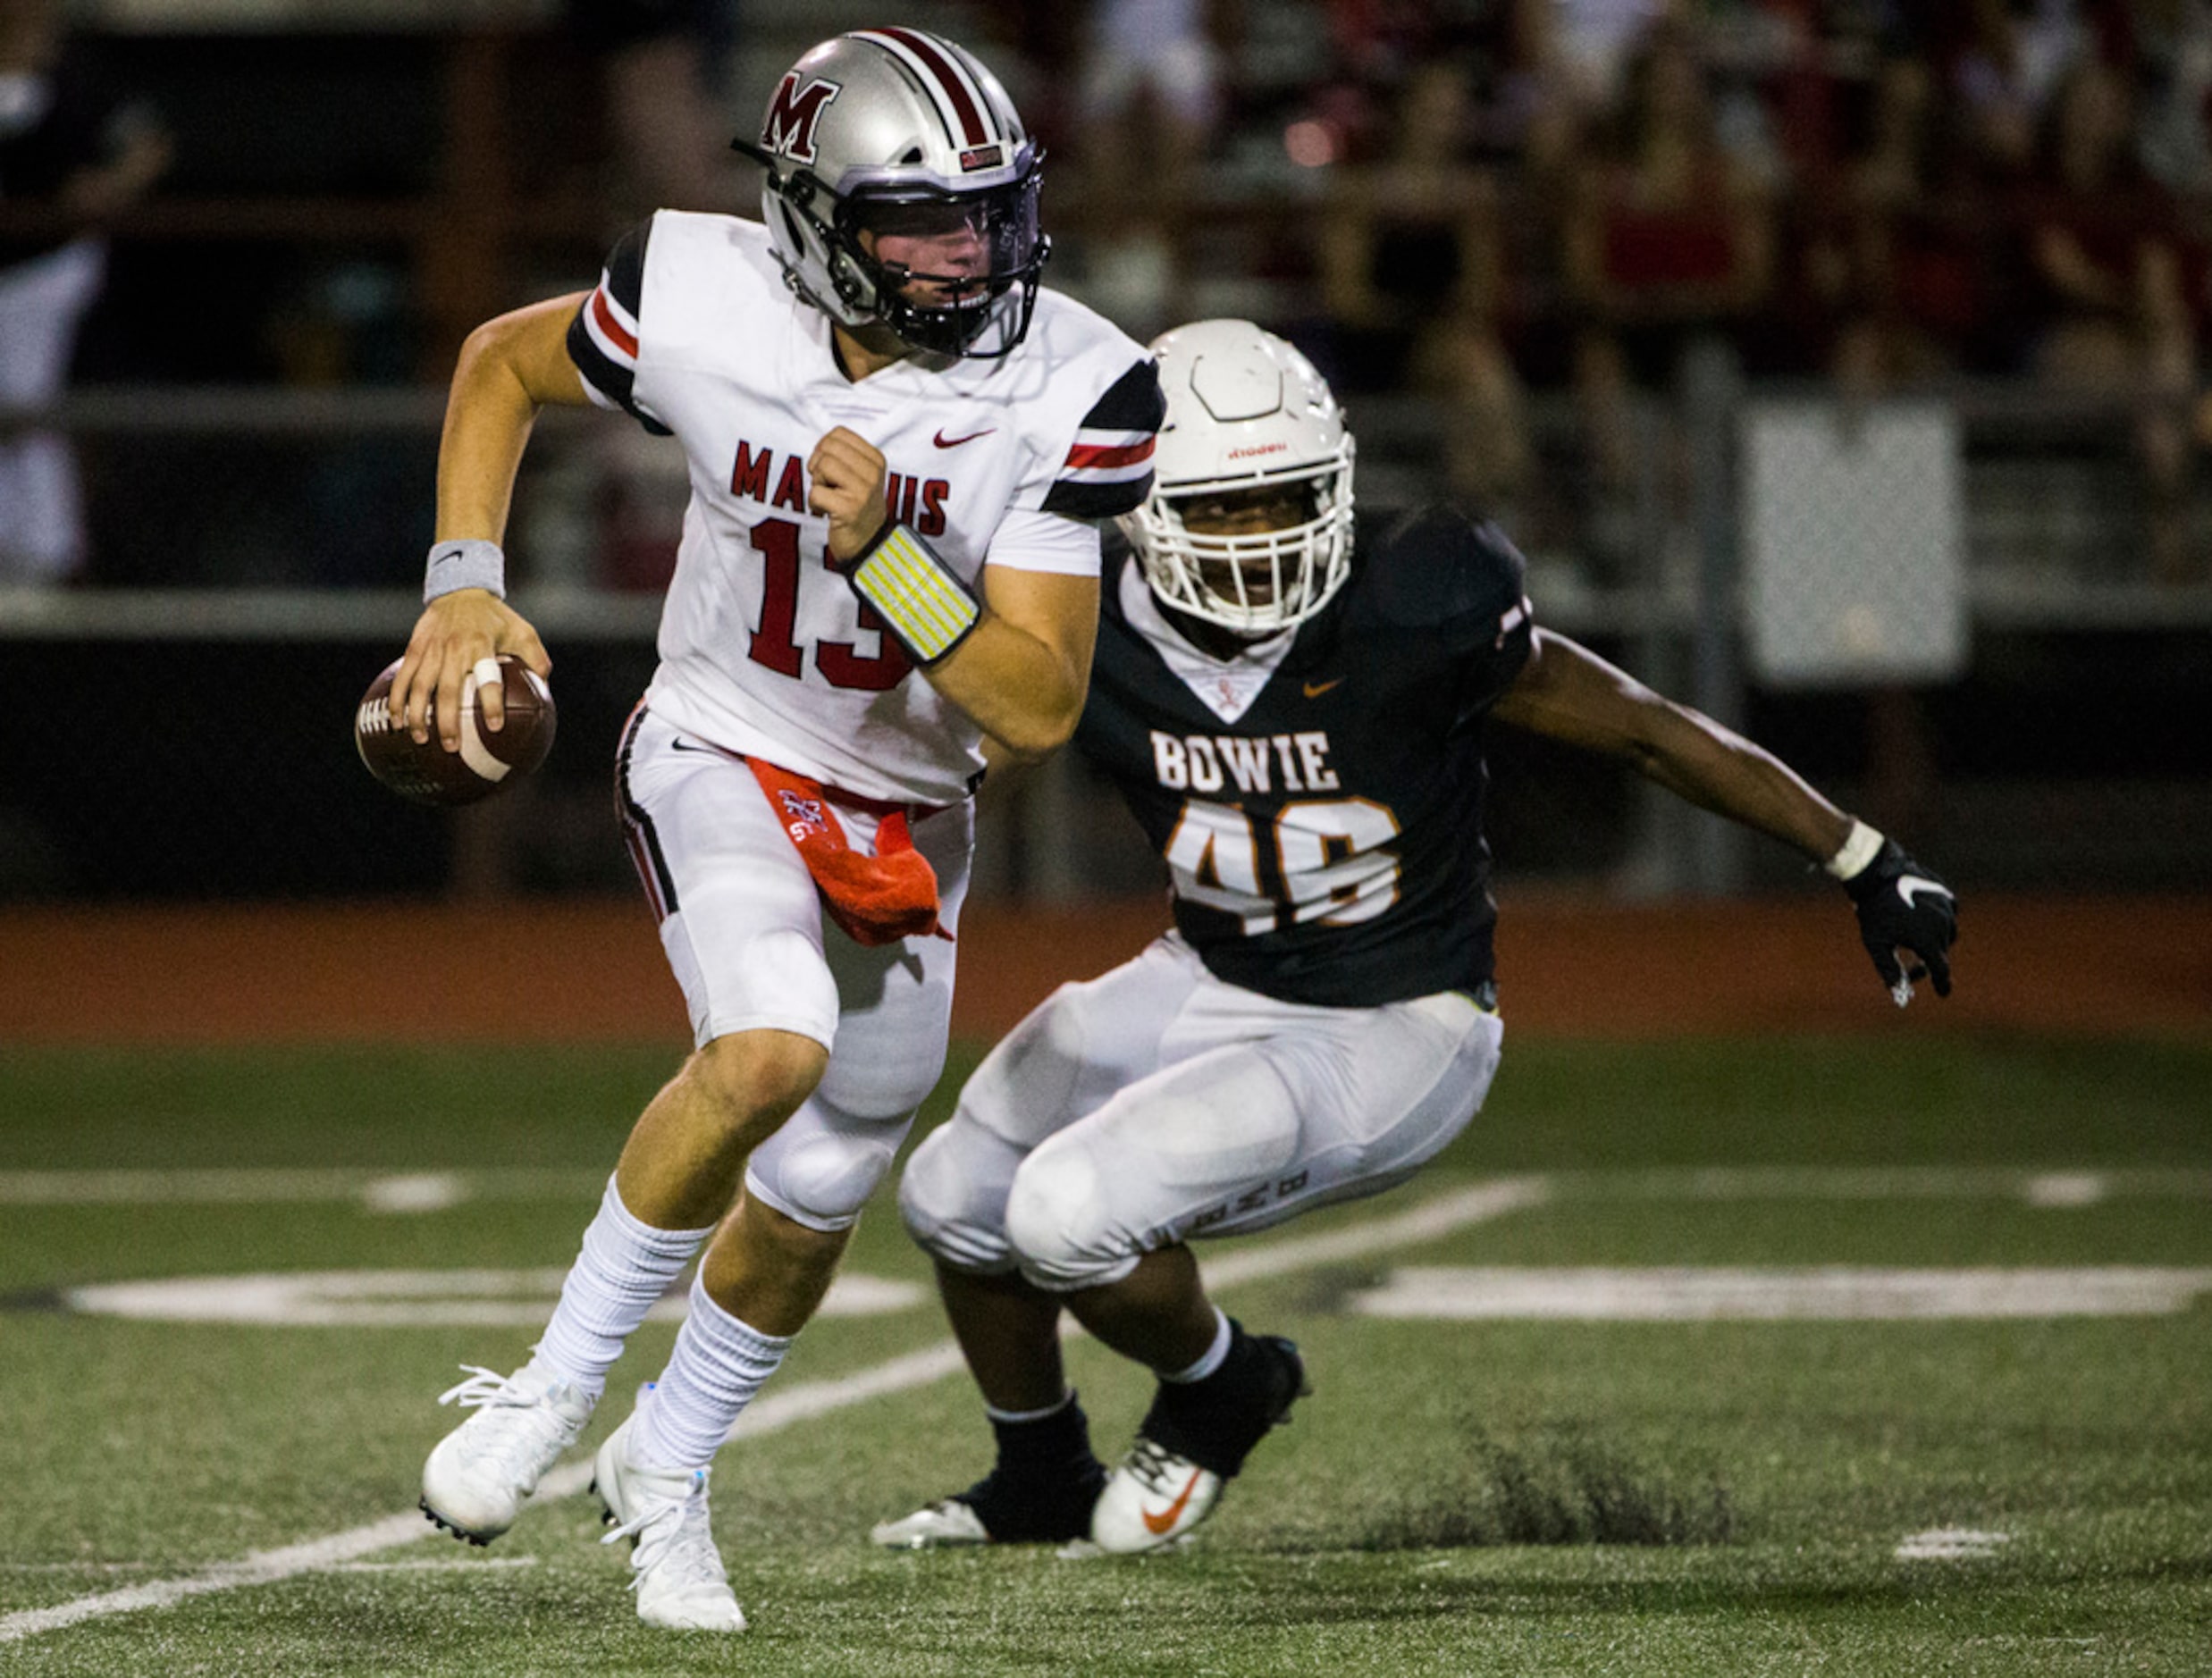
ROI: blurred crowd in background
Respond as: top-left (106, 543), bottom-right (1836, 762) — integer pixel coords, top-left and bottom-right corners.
top-left (8, 0), bottom-right (2212, 586)
top-left (3, 0), bottom-right (2207, 904)
top-left (1013, 0), bottom-right (2212, 583)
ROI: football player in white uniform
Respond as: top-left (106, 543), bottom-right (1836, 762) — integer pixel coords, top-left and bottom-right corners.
top-left (393, 29), bottom-right (1163, 1632)
top-left (872, 321), bottom-right (1958, 1556)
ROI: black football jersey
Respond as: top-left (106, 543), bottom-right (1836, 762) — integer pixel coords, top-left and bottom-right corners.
top-left (1075, 506), bottom-right (1535, 1008)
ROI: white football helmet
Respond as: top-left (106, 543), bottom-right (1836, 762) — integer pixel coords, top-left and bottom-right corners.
top-left (1122, 320), bottom-right (1356, 635)
top-left (732, 29), bottom-right (1047, 358)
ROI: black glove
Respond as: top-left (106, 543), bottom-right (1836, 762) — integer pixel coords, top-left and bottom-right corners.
top-left (1841, 837), bottom-right (1957, 1005)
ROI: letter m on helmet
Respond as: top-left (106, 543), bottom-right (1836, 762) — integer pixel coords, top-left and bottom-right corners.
top-left (761, 72), bottom-right (842, 164)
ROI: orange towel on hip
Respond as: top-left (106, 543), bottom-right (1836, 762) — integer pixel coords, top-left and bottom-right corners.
top-left (747, 758), bottom-right (948, 947)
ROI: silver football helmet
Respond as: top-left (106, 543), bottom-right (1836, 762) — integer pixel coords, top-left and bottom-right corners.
top-left (732, 29), bottom-right (1047, 358)
top-left (1123, 320), bottom-right (1357, 634)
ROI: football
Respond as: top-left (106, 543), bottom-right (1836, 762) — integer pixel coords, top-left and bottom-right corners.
top-left (354, 653), bottom-right (555, 807)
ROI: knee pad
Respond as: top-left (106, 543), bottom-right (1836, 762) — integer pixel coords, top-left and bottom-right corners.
top-left (896, 1119), bottom-right (1026, 1272)
top-left (744, 1090), bottom-right (911, 1233)
top-left (1004, 1136), bottom-right (1138, 1293)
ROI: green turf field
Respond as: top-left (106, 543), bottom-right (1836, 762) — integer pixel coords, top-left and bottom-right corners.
top-left (3, 1037), bottom-right (2208, 1675)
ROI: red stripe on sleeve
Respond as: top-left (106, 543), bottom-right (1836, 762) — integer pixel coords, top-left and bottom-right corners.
top-left (1064, 437), bottom-right (1157, 471)
top-left (591, 288), bottom-right (639, 360)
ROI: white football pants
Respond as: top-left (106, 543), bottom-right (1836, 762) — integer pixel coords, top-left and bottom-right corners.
top-left (901, 933), bottom-right (1502, 1290)
top-left (617, 706), bottom-right (972, 1229)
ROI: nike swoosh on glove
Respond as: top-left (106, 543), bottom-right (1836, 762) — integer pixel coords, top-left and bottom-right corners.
top-left (1841, 839), bottom-right (1958, 1004)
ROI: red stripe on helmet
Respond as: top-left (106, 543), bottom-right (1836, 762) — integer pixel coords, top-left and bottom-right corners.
top-left (873, 27), bottom-right (989, 147)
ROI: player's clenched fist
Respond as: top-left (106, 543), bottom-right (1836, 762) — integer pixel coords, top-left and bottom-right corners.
top-left (808, 427), bottom-right (891, 562)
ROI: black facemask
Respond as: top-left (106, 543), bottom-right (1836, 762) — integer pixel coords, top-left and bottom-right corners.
top-left (837, 169), bottom-right (1050, 357)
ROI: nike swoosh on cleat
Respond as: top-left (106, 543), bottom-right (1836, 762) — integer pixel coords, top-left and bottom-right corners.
top-left (1302, 678), bottom-right (1342, 698)
top-left (1141, 1471), bottom-right (1203, 1536)
top-left (1897, 876), bottom-right (1952, 909)
top-left (934, 427), bottom-right (996, 448)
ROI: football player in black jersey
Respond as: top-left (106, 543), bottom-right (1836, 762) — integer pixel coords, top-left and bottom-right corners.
top-left (872, 320), bottom-right (1959, 1556)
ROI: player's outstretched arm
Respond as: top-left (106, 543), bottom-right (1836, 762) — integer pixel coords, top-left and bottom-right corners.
top-left (1491, 629), bottom-right (1957, 1002)
top-left (391, 295), bottom-right (590, 750)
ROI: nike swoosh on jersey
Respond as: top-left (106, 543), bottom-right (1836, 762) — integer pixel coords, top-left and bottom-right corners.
top-left (1302, 678), bottom-right (1342, 698)
top-left (933, 426), bottom-right (996, 449)
top-left (1141, 1470), bottom-right (1204, 1536)
top-left (1897, 876), bottom-right (1952, 909)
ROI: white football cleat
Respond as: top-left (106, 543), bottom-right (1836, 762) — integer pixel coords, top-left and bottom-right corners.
top-left (593, 1416), bottom-right (748, 1633)
top-left (421, 1361), bottom-right (593, 1544)
top-left (1089, 1436), bottom-right (1224, 1554)
top-left (1089, 1329), bottom-right (1308, 1556)
top-left (870, 1497), bottom-right (994, 1549)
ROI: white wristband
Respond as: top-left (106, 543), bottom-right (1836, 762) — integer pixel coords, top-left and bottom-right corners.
top-left (424, 539), bottom-right (507, 602)
top-left (1823, 819), bottom-right (1885, 881)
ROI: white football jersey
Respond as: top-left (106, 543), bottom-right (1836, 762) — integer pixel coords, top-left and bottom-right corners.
top-left (568, 212), bottom-right (1164, 804)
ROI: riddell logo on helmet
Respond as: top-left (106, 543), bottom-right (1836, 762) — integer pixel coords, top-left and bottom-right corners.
top-left (1228, 443), bottom-right (1290, 459)
top-left (761, 72), bottom-right (843, 163)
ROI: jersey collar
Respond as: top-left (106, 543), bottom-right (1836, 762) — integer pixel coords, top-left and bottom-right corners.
top-left (1120, 561), bottom-right (1296, 726)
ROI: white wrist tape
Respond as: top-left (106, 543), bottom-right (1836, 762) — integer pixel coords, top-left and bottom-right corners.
top-left (424, 538), bottom-right (507, 602)
top-left (846, 524), bottom-right (980, 665)
top-left (1823, 819), bottom-right (1886, 881)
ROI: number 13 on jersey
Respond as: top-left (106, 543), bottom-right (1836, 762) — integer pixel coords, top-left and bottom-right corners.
top-left (745, 516), bottom-right (913, 691)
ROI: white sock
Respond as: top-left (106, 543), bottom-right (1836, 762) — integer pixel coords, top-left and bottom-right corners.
top-left (632, 1273), bottom-right (792, 1472)
top-left (1161, 1307), bottom-right (1232, 1383)
top-left (532, 1176), bottom-right (713, 1401)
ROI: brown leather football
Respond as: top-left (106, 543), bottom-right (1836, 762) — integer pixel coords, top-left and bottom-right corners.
top-left (354, 654), bottom-right (555, 807)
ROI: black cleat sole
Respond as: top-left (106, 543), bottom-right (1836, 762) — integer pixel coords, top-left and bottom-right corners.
top-left (419, 1498), bottom-right (494, 1547)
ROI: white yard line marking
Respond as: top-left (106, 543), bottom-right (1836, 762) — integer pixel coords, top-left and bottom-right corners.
top-left (326, 1556), bottom-right (540, 1573)
top-left (1349, 1265), bottom-right (2212, 1321)
top-left (0, 1176), bottom-right (1544, 1646)
top-left (2023, 1172), bottom-right (2107, 1209)
top-left (7, 1163), bottom-right (2208, 1212)
top-left (0, 1167), bottom-right (603, 1212)
top-left (0, 1512), bottom-right (433, 1642)
top-left (1896, 1528), bottom-right (2012, 1561)
top-left (62, 1269), bottom-right (925, 1328)
top-left (1547, 1166), bottom-right (2212, 1204)
top-left (359, 1174), bottom-right (469, 1215)
top-left (0, 1168), bottom-right (373, 1204)
top-left (5, 1163), bottom-right (2207, 1213)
